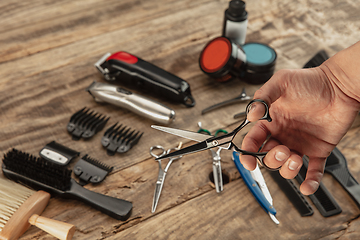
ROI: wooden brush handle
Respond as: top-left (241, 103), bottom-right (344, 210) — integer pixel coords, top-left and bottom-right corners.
top-left (0, 190), bottom-right (50, 240)
top-left (29, 214), bottom-right (75, 240)
top-left (0, 190), bottom-right (75, 240)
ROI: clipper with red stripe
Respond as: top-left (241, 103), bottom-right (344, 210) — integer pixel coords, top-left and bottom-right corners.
top-left (95, 51), bottom-right (195, 107)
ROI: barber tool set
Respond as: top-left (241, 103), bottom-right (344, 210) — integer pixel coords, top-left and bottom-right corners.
top-left (2, 1), bottom-right (358, 238)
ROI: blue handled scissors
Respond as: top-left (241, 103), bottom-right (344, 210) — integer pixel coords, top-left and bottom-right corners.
top-left (150, 143), bottom-right (182, 213)
top-left (153, 99), bottom-right (278, 171)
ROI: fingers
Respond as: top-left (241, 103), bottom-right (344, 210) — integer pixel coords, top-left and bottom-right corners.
top-left (240, 122), bottom-right (270, 170)
top-left (299, 157), bottom-right (326, 195)
top-left (262, 148), bottom-right (324, 195)
top-left (278, 153), bottom-right (303, 179)
top-left (261, 144), bottom-right (302, 175)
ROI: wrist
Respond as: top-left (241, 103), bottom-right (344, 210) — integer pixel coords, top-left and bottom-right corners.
top-left (319, 41), bottom-right (360, 103)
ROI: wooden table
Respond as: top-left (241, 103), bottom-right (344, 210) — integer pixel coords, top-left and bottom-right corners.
top-left (1, 0), bottom-right (360, 239)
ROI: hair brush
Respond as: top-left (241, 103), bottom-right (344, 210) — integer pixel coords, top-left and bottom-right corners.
top-left (2, 149), bottom-right (132, 221)
top-left (0, 177), bottom-right (75, 240)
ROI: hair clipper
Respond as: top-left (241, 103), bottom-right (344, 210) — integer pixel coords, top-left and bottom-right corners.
top-left (94, 52), bottom-right (196, 107)
top-left (86, 81), bottom-right (175, 125)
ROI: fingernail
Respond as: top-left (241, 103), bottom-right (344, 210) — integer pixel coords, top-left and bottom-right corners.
top-left (308, 180), bottom-right (319, 192)
top-left (288, 160), bottom-right (300, 170)
top-left (249, 103), bottom-right (256, 113)
top-left (275, 152), bottom-right (287, 162)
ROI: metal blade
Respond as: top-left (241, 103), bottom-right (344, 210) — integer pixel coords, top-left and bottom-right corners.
top-left (269, 213), bottom-right (280, 225)
top-left (201, 88), bottom-right (252, 115)
top-left (151, 125), bottom-right (211, 142)
top-left (155, 141), bottom-right (209, 161)
top-left (152, 181), bottom-right (164, 213)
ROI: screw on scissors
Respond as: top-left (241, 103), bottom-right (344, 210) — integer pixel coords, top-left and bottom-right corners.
top-left (150, 142), bottom-right (182, 213)
top-left (154, 99), bottom-right (279, 171)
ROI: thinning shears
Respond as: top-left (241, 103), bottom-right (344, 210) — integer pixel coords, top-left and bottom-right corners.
top-left (152, 99), bottom-right (278, 171)
top-left (150, 143), bottom-right (182, 213)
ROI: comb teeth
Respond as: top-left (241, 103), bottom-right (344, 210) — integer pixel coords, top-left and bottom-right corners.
top-left (101, 122), bottom-right (143, 156)
top-left (81, 155), bottom-right (113, 172)
top-left (73, 155), bottom-right (114, 185)
top-left (67, 107), bottom-right (110, 140)
top-left (2, 149), bottom-right (72, 191)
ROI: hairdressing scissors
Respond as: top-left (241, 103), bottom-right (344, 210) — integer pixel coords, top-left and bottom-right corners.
top-left (197, 122), bottom-right (228, 193)
top-left (150, 143), bottom-right (182, 213)
top-left (152, 99), bottom-right (279, 171)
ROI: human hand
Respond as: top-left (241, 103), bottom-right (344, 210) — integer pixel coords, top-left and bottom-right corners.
top-left (241, 65), bottom-right (360, 195)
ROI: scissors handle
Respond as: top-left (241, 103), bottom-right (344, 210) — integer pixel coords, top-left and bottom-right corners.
top-left (245, 99), bottom-right (272, 122)
top-left (233, 145), bottom-right (280, 171)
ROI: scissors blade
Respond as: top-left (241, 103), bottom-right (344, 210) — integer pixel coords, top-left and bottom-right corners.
top-left (250, 165), bottom-right (273, 204)
top-left (156, 141), bottom-right (209, 161)
top-left (151, 125), bottom-right (212, 142)
top-left (152, 181), bottom-right (164, 213)
top-left (152, 170), bottom-right (166, 213)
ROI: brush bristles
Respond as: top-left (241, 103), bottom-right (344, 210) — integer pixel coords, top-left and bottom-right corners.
top-left (0, 177), bottom-right (35, 231)
top-left (3, 149), bottom-right (72, 191)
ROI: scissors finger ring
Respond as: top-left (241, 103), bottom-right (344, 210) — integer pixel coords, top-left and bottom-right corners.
top-left (150, 145), bottom-right (166, 158)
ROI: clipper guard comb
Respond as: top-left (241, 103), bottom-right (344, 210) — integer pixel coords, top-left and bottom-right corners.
top-left (73, 155), bottom-right (113, 186)
top-left (67, 107), bottom-right (110, 140)
top-left (101, 122), bottom-right (143, 156)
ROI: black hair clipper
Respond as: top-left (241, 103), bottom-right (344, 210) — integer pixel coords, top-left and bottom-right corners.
top-left (95, 52), bottom-right (196, 107)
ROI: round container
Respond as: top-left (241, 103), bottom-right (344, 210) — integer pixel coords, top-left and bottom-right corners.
top-left (199, 36), bottom-right (246, 82)
top-left (240, 42), bottom-right (277, 84)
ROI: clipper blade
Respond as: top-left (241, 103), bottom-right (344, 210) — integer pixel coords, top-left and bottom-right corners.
top-left (67, 107), bottom-right (110, 140)
top-left (101, 122), bottom-right (143, 156)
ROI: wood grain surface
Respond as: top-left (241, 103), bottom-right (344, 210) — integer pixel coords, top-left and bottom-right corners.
top-left (1, 0), bottom-right (360, 239)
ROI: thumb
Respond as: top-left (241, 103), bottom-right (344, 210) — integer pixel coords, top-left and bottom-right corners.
top-left (253, 69), bottom-right (291, 106)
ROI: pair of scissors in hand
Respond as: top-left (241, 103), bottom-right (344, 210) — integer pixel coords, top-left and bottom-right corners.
top-left (152, 99), bottom-right (279, 171)
top-left (197, 122), bottom-right (228, 193)
top-left (150, 143), bottom-right (182, 213)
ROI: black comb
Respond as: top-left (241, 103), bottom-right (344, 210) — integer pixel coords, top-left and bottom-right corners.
top-left (269, 171), bottom-right (314, 217)
top-left (73, 154), bottom-right (113, 186)
top-left (67, 107), bottom-right (110, 140)
top-left (2, 149), bottom-right (132, 221)
top-left (295, 156), bottom-right (342, 217)
top-left (101, 122), bottom-right (143, 156)
top-left (325, 147), bottom-right (360, 208)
